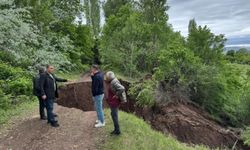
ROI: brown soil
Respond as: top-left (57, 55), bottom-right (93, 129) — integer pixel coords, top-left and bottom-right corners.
top-left (0, 104), bottom-right (104, 150)
top-left (56, 73), bottom-right (109, 111)
top-left (119, 80), bottom-right (250, 150)
top-left (150, 102), bottom-right (249, 149)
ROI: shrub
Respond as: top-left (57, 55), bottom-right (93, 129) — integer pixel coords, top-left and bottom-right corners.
top-left (0, 62), bottom-right (28, 80)
top-left (0, 89), bottom-right (11, 110)
top-left (154, 42), bottom-right (200, 86)
top-left (190, 65), bottom-right (227, 115)
top-left (7, 77), bottom-right (32, 96)
top-left (129, 80), bottom-right (156, 107)
top-left (242, 127), bottom-right (250, 146)
top-left (0, 62), bottom-right (32, 96)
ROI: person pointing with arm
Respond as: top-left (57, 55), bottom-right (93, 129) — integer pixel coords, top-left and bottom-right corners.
top-left (40, 64), bottom-right (68, 127)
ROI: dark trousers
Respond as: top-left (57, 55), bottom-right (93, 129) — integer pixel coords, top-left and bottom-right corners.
top-left (45, 99), bottom-right (56, 123)
top-left (111, 107), bottom-right (120, 133)
top-left (37, 96), bottom-right (46, 119)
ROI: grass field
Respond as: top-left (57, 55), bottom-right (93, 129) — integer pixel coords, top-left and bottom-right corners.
top-left (102, 109), bottom-right (210, 150)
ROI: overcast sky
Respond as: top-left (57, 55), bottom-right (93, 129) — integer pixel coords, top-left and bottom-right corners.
top-left (167, 0), bottom-right (250, 47)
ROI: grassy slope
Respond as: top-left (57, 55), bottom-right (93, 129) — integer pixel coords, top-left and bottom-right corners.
top-left (102, 109), bottom-right (210, 150)
top-left (0, 100), bottom-right (37, 126)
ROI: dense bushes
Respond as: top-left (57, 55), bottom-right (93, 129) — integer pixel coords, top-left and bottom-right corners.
top-left (226, 48), bottom-right (250, 65)
top-left (242, 126), bottom-right (250, 146)
top-left (129, 80), bottom-right (156, 107)
top-left (0, 62), bottom-right (32, 110)
top-left (0, 89), bottom-right (11, 110)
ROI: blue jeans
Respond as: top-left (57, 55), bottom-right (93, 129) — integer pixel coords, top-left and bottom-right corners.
top-left (93, 94), bottom-right (105, 123)
top-left (45, 99), bottom-right (56, 123)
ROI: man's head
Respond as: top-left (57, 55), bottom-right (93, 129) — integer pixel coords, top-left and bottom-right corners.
top-left (46, 64), bottom-right (54, 74)
top-left (91, 64), bottom-right (99, 74)
top-left (38, 67), bottom-right (45, 74)
top-left (105, 71), bottom-right (115, 82)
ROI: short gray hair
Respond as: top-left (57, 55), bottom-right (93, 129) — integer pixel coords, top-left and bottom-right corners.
top-left (91, 64), bottom-right (99, 70)
top-left (106, 71), bottom-right (115, 80)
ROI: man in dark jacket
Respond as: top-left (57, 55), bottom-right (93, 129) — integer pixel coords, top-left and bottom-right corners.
top-left (33, 67), bottom-right (46, 120)
top-left (40, 65), bottom-right (68, 127)
top-left (91, 64), bottom-right (105, 128)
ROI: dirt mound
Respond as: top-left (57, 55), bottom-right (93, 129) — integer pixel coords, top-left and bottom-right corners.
top-left (149, 102), bottom-right (248, 149)
top-left (57, 81), bottom-right (108, 111)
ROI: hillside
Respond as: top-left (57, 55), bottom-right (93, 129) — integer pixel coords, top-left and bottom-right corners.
top-left (0, 104), bottom-right (209, 150)
top-left (1, 0), bottom-right (250, 150)
top-left (56, 76), bottom-right (249, 149)
top-left (103, 109), bottom-right (209, 150)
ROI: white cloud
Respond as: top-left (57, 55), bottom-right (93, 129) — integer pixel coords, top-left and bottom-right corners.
top-left (168, 0), bottom-right (250, 45)
top-left (226, 44), bottom-right (250, 48)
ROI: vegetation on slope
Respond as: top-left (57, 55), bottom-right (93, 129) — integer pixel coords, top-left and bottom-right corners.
top-left (102, 110), bottom-right (210, 150)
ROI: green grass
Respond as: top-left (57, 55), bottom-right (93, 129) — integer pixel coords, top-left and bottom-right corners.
top-left (102, 109), bottom-right (210, 150)
top-left (0, 100), bottom-right (38, 126)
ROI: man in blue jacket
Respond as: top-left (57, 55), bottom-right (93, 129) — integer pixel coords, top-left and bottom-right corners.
top-left (91, 64), bottom-right (105, 128)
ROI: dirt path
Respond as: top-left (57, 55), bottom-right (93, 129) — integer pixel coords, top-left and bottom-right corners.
top-left (0, 104), bottom-right (105, 150)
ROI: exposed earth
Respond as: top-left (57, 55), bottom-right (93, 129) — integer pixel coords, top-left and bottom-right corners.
top-left (0, 104), bottom-right (105, 150)
top-left (0, 74), bottom-right (249, 150)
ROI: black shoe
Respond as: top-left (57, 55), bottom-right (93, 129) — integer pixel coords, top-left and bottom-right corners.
top-left (110, 130), bottom-right (116, 135)
top-left (110, 130), bottom-right (120, 135)
top-left (40, 116), bottom-right (47, 120)
top-left (50, 121), bottom-right (60, 127)
top-left (53, 114), bottom-right (58, 117)
top-left (47, 120), bottom-right (58, 124)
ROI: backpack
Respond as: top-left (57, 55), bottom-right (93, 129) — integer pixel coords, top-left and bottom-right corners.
top-left (34, 75), bottom-right (41, 90)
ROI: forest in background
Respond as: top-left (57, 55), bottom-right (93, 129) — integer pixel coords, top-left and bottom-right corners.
top-left (1, 0), bottom-right (250, 146)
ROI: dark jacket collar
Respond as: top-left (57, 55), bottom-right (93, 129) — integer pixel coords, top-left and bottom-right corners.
top-left (94, 71), bottom-right (101, 76)
top-left (45, 72), bottom-right (54, 79)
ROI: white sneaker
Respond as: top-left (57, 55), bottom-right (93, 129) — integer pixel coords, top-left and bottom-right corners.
top-left (95, 122), bottom-right (105, 128)
top-left (95, 120), bottom-right (99, 124)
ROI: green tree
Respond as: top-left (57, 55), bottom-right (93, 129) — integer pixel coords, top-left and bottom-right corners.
top-left (101, 4), bottom-right (145, 77)
top-left (137, 0), bottom-right (170, 72)
top-left (103, 0), bottom-right (131, 19)
top-left (0, 0), bottom-right (73, 70)
top-left (226, 48), bottom-right (250, 65)
top-left (83, 0), bottom-right (101, 38)
top-left (187, 19), bottom-right (226, 65)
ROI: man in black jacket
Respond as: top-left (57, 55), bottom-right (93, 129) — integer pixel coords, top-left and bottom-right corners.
top-left (40, 65), bottom-right (68, 127)
top-left (33, 67), bottom-right (46, 120)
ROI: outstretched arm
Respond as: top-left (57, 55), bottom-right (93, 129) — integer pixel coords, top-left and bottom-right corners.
top-left (54, 75), bottom-right (68, 82)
